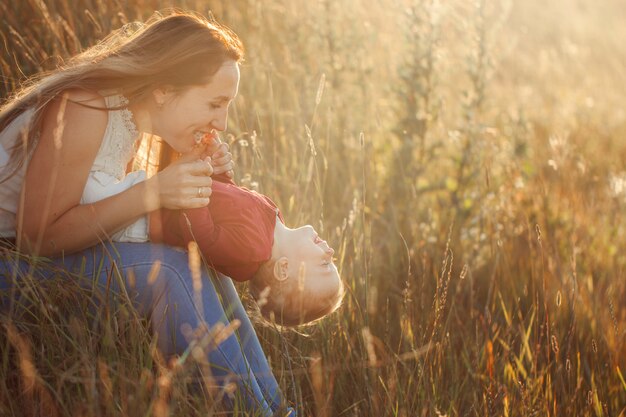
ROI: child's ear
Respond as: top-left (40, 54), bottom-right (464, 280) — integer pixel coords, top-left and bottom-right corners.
top-left (273, 257), bottom-right (289, 282)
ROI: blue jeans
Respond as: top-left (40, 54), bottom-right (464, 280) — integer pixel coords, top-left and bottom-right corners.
top-left (0, 242), bottom-right (294, 416)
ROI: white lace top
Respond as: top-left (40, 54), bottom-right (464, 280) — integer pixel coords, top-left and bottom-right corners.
top-left (80, 94), bottom-right (148, 242)
top-left (0, 93), bottom-right (149, 242)
top-left (90, 94), bottom-right (139, 180)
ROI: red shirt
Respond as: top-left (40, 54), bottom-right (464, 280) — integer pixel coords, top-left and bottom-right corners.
top-left (150, 175), bottom-right (283, 282)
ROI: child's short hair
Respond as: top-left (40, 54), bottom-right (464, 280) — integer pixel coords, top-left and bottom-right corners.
top-left (249, 259), bottom-right (344, 327)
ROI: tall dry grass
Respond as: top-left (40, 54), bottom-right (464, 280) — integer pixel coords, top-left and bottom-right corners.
top-left (1, 0), bottom-right (625, 416)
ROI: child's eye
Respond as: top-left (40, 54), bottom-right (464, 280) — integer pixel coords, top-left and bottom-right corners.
top-left (209, 103), bottom-right (222, 110)
top-left (322, 258), bottom-right (334, 267)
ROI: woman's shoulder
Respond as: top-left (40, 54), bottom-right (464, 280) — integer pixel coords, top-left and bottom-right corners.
top-left (43, 89), bottom-right (107, 122)
top-left (39, 89), bottom-right (109, 151)
top-left (65, 89), bottom-right (108, 110)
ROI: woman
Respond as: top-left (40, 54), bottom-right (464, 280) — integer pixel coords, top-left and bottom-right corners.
top-left (0, 11), bottom-right (294, 415)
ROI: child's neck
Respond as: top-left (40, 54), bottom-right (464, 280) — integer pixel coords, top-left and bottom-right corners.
top-left (271, 216), bottom-right (289, 259)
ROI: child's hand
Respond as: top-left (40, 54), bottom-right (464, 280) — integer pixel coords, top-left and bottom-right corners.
top-left (208, 140), bottom-right (234, 178)
top-left (193, 132), bottom-right (234, 179)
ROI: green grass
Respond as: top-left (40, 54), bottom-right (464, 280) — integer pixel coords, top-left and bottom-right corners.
top-left (1, 0), bottom-right (625, 415)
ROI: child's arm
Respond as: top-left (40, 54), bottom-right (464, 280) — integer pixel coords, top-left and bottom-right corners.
top-left (155, 206), bottom-right (265, 282)
top-left (212, 172), bottom-right (236, 184)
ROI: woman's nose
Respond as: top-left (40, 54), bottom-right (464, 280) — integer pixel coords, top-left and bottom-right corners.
top-left (211, 108), bottom-right (229, 131)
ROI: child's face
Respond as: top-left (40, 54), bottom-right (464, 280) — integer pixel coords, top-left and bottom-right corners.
top-left (281, 225), bottom-right (341, 301)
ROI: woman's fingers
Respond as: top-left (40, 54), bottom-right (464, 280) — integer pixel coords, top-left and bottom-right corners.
top-left (185, 159), bottom-right (214, 176)
top-left (190, 180), bottom-right (213, 197)
top-left (182, 182), bottom-right (212, 207)
top-left (175, 144), bottom-right (207, 163)
top-left (168, 186), bottom-right (213, 209)
top-left (186, 197), bottom-right (211, 208)
top-left (155, 159), bottom-right (215, 209)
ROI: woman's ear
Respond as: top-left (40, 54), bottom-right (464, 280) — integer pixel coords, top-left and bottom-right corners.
top-left (273, 257), bottom-right (289, 282)
top-left (152, 86), bottom-right (174, 108)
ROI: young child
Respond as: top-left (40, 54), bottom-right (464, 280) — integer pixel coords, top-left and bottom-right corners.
top-left (149, 169), bottom-right (344, 327)
top-left (81, 131), bottom-right (344, 326)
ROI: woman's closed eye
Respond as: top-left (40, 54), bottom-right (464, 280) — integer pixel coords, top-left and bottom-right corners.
top-left (209, 98), bottom-right (232, 110)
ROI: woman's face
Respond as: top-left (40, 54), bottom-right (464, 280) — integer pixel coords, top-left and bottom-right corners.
top-left (154, 61), bottom-right (240, 153)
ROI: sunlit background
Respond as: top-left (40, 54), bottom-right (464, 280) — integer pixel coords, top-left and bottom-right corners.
top-left (1, 0), bottom-right (625, 416)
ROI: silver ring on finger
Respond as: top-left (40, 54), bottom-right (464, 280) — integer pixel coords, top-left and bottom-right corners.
top-left (197, 187), bottom-right (203, 198)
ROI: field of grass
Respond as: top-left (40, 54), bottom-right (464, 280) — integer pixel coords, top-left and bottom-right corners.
top-left (1, 0), bottom-right (625, 415)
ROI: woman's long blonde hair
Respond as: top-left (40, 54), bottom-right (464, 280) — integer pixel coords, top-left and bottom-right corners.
top-left (0, 10), bottom-right (244, 181)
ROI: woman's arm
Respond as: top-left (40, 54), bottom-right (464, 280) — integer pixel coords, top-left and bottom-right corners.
top-left (19, 90), bottom-right (150, 256)
top-left (18, 90), bottom-right (213, 257)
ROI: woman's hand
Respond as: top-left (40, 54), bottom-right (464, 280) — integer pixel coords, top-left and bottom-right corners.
top-left (147, 148), bottom-right (214, 209)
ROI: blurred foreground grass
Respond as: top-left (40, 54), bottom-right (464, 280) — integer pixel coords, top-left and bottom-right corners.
top-left (1, 0), bottom-right (625, 416)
